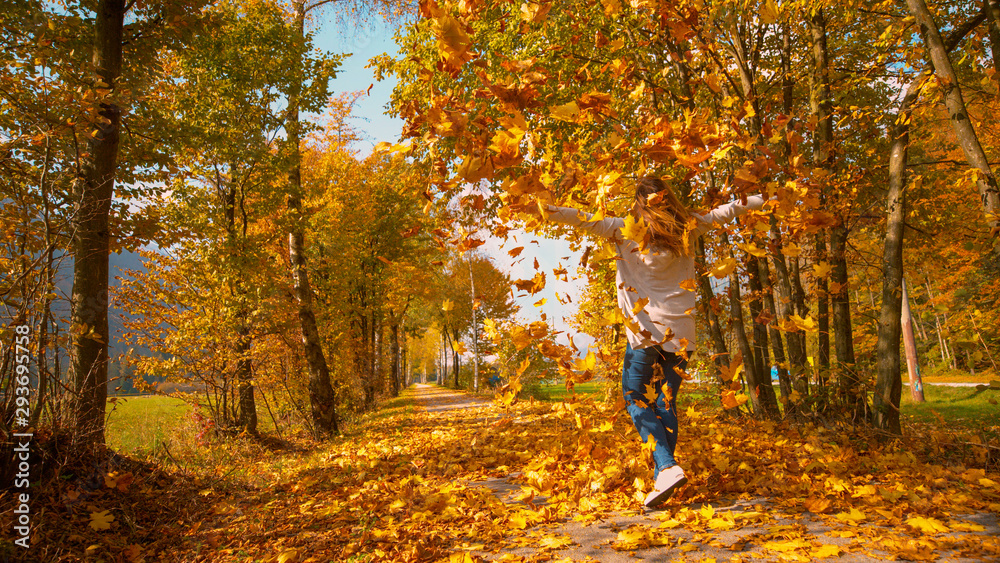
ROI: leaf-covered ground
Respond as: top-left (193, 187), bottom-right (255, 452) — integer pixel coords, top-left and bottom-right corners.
top-left (10, 384), bottom-right (999, 562)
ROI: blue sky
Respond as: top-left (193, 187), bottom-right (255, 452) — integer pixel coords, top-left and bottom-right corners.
top-left (315, 19), bottom-right (405, 156)
top-left (312, 19), bottom-right (592, 350)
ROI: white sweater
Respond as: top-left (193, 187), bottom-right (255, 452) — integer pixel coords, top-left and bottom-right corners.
top-left (546, 196), bottom-right (766, 352)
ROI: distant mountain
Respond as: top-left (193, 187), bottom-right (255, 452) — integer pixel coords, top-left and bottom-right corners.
top-left (52, 248), bottom-right (163, 395)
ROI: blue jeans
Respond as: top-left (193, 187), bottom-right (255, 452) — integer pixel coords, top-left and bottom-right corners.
top-left (622, 343), bottom-right (686, 479)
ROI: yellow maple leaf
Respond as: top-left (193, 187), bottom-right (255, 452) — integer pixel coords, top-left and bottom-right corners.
top-left (631, 297), bottom-right (650, 316)
top-left (511, 325), bottom-right (532, 350)
top-left (434, 15), bottom-right (473, 67)
top-left (490, 127), bottom-right (524, 158)
top-left (551, 101), bottom-right (580, 121)
top-left (718, 354), bottom-right (744, 382)
top-left (528, 321), bottom-right (549, 338)
top-left (740, 242), bottom-right (768, 257)
top-left (520, 1), bottom-right (553, 23)
top-left (811, 544), bottom-right (841, 558)
top-left (679, 278), bottom-right (697, 292)
top-left (538, 534), bottom-right (573, 550)
top-left (601, 0), bottom-right (621, 16)
top-left (765, 538), bottom-right (811, 552)
top-left (905, 516), bottom-right (949, 534)
top-left (89, 509), bottom-right (114, 531)
top-left (708, 516), bottom-right (735, 530)
top-left (791, 314), bottom-right (818, 332)
top-left (574, 350), bottom-right (597, 371)
top-left (835, 508), bottom-right (866, 525)
top-left (442, 299), bottom-right (455, 312)
top-left (620, 214), bottom-right (647, 243)
top-left (721, 391), bottom-right (748, 410)
top-left (708, 257), bottom-right (738, 279)
top-left (803, 497), bottom-right (832, 514)
top-left (643, 382), bottom-right (658, 404)
top-left (508, 512), bottom-right (528, 529)
top-left (813, 261), bottom-right (833, 278)
top-left (760, 0), bottom-right (780, 24)
top-left (513, 272), bottom-right (546, 294)
top-left (781, 243), bottom-right (802, 257)
top-left (949, 520), bottom-right (986, 532)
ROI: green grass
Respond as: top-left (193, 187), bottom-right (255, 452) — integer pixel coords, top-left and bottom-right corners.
top-left (104, 390), bottom-right (421, 486)
top-left (105, 394), bottom-right (283, 483)
top-left (901, 383), bottom-right (1000, 430)
top-left (350, 389), bottom-right (417, 428)
top-left (538, 378), bottom-right (998, 434)
top-left (536, 381), bottom-right (604, 402)
top-left (106, 395), bottom-right (193, 457)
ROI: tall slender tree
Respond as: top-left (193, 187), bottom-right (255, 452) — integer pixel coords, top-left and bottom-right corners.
top-left (874, 10), bottom-right (986, 433)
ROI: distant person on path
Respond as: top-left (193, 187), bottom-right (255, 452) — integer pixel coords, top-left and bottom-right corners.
top-left (540, 176), bottom-right (766, 508)
top-left (488, 373), bottom-right (503, 390)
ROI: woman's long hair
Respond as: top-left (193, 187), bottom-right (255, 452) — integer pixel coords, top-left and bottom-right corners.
top-left (633, 176), bottom-right (690, 255)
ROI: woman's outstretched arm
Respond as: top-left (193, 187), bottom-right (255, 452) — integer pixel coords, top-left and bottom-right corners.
top-left (545, 205), bottom-right (625, 241)
top-left (691, 195), bottom-right (767, 235)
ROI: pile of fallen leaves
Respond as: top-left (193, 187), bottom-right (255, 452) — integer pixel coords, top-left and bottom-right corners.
top-left (4, 387), bottom-right (998, 562)
top-left (181, 390), bottom-right (998, 562)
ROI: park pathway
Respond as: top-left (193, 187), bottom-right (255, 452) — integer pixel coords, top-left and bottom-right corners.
top-left (408, 383), bottom-right (1000, 563)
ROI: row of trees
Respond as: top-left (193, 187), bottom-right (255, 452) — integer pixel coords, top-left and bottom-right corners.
top-left (1, 0), bottom-right (519, 478)
top-left (378, 0), bottom-right (1000, 433)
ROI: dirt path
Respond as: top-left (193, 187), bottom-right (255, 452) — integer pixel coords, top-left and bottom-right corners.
top-left (408, 384), bottom-right (1000, 563)
top-left (410, 383), bottom-right (495, 412)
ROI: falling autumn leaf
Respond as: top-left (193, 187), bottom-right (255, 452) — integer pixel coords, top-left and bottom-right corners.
top-left (513, 272), bottom-right (546, 294)
top-left (708, 257), bottom-right (738, 279)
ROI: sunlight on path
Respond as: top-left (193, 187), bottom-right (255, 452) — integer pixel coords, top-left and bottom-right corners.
top-left (410, 383), bottom-right (495, 412)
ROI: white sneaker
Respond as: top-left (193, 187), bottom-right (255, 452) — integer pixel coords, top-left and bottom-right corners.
top-left (643, 465), bottom-right (687, 508)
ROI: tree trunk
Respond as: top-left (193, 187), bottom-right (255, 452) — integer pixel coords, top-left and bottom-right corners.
top-left (902, 280), bottom-right (926, 402)
top-left (367, 312), bottom-right (378, 406)
top-left (875, 10), bottom-right (984, 432)
top-left (746, 254), bottom-right (771, 393)
top-left (452, 328), bottom-right (461, 389)
top-left (695, 236), bottom-right (730, 371)
top-left (874, 87), bottom-right (910, 433)
top-left (809, 8), bottom-right (833, 386)
top-left (768, 221), bottom-right (808, 401)
top-left (32, 139), bottom-right (55, 430)
top-left (776, 21), bottom-right (809, 401)
top-left (71, 0), bottom-right (126, 447)
top-left (906, 0), bottom-right (1000, 231)
top-left (926, 279), bottom-right (951, 367)
top-left (467, 254), bottom-right (480, 392)
top-left (221, 170), bottom-right (257, 433)
top-left (287, 3), bottom-right (337, 436)
top-left (969, 312), bottom-right (999, 371)
top-left (400, 325), bottom-right (408, 388)
top-left (985, 0), bottom-right (1000, 89)
top-left (725, 235), bottom-right (780, 419)
top-left (831, 224), bottom-right (862, 419)
top-left (758, 255), bottom-right (790, 408)
top-left (441, 329), bottom-right (450, 386)
top-left (933, 313), bottom-right (948, 366)
top-left (391, 322), bottom-right (400, 397)
top-left (235, 323), bottom-right (256, 432)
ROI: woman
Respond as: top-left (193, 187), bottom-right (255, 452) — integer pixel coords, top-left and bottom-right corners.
top-left (542, 176), bottom-right (766, 508)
